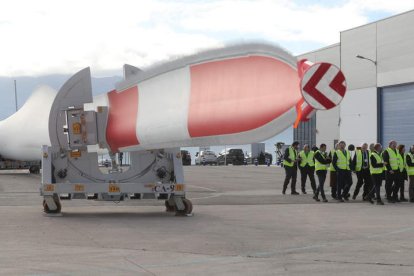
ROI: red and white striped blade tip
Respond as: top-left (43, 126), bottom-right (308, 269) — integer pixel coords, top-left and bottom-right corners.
top-left (300, 62), bottom-right (347, 110)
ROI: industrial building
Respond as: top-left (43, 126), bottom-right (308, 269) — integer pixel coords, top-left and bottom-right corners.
top-left (294, 9), bottom-right (414, 149)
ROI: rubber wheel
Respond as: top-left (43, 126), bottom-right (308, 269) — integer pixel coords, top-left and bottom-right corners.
top-left (184, 198), bottom-right (193, 214)
top-left (165, 200), bottom-right (175, 212)
top-left (43, 198), bottom-right (62, 214)
top-left (175, 198), bottom-right (193, 216)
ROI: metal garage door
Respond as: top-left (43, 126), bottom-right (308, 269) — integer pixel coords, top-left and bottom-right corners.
top-left (380, 83), bottom-right (414, 147)
top-left (293, 114), bottom-right (316, 148)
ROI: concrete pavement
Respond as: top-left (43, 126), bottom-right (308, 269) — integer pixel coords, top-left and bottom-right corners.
top-left (0, 166), bottom-right (413, 275)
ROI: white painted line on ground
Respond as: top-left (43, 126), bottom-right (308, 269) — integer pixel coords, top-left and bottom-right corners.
top-left (190, 193), bottom-right (222, 200)
top-left (187, 184), bottom-right (217, 192)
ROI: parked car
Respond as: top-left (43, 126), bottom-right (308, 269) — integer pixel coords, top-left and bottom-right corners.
top-left (217, 148), bottom-right (245, 165)
top-left (181, 150), bottom-right (191, 166)
top-left (258, 152), bottom-right (273, 165)
top-left (195, 150), bottom-right (217, 165)
top-left (245, 152), bottom-right (273, 165)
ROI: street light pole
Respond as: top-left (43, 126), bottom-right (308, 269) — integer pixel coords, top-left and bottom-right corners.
top-left (356, 53), bottom-right (378, 141)
top-left (14, 80), bottom-right (18, 111)
top-left (356, 54), bottom-right (377, 86)
top-left (356, 55), bottom-right (377, 65)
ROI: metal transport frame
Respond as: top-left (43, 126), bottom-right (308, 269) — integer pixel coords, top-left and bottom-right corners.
top-left (40, 66), bottom-right (192, 216)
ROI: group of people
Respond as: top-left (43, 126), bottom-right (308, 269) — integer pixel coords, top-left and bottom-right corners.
top-left (282, 140), bottom-right (414, 205)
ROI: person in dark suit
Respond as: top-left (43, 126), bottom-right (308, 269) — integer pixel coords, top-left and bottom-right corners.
top-left (365, 143), bottom-right (385, 205)
top-left (282, 141), bottom-right (300, 195)
top-left (405, 146), bottom-right (414, 202)
top-left (332, 141), bottom-right (352, 202)
top-left (382, 140), bottom-right (400, 203)
top-left (298, 144), bottom-right (317, 194)
top-left (352, 143), bottom-right (372, 200)
top-left (313, 144), bottom-right (331, 202)
top-left (329, 143), bottom-right (339, 199)
top-left (395, 144), bottom-right (408, 201)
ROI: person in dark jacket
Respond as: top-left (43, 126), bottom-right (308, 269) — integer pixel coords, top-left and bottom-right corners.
top-left (313, 144), bottom-right (331, 202)
top-left (397, 144), bottom-right (408, 201)
top-left (406, 146), bottom-right (414, 202)
top-left (332, 141), bottom-right (352, 202)
top-left (329, 143), bottom-right (339, 199)
top-left (343, 144), bottom-right (355, 198)
top-left (282, 141), bottom-right (300, 195)
top-left (298, 144), bottom-right (317, 194)
top-left (369, 143), bottom-right (375, 152)
top-left (352, 143), bottom-right (372, 200)
top-left (365, 143), bottom-right (385, 205)
top-left (382, 140), bottom-right (400, 203)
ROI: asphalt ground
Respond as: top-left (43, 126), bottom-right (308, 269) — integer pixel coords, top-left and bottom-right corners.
top-left (0, 166), bottom-right (413, 275)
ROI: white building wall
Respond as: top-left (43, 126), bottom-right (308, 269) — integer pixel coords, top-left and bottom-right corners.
top-left (316, 107), bottom-right (340, 150)
top-left (377, 11), bottom-right (414, 87)
top-left (298, 10), bottom-right (414, 148)
top-left (339, 87), bottom-right (377, 146)
top-left (339, 10), bottom-right (414, 144)
top-left (341, 24), bottom-right (377, 90)
top-left (340, 10), bottom-right (414, 89)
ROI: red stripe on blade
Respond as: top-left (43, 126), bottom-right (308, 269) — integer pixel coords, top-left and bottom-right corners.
top-left (188, 56), bottom-right (301, 137)
top-left (106, 86), bottom-right (139, 152)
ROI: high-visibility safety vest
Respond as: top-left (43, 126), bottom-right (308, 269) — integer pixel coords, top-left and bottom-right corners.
top-left (335, 149), bottom-right (350, 170)
top-left (329, 150), bottom-right (336, 172)
top-left (355, 149), bottom-right (363, 172)
top-left (384, 148), bottom-right (399, 171)
top-left (397, 152), bottom-right (404, 172)
top-left (405, 153), bottom-right (414, 176)
top-left (315, 150), bottom-right (329, 171)
top-left (370, 151), bottom-right (383, 175)
top-left (369, 150), bottom-right (385, 171)
top-left (299, 150), bottom-right (315, 167)
top-left (283, 146), bottom-right (297, 167)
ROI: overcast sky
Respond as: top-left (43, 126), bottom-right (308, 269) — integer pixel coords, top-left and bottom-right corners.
top-left (1, 0), bottom-right (413, 77)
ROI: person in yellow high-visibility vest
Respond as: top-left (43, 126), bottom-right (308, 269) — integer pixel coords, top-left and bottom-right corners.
top-left (369, 143), bottom-right (375, 153)
top-left (282, 141), bottom-right (300, 195)
top-left (352, 143), bottom-right (372, 201)
top-left (313, 143), bottom-right (331, 202)
top-left (365, 143), bottom-right (385, 205)
top-left (328, 143), bottom-right (339, 199)
top-left (405, 145), bottom-right (414, 202)
top-left (332, 140), bottom-right (352, 202)
top-left (298, 144), bottom-right (317, 194)
top-left (382, 140), bottom-right (400, 203)
top-left (397, 145), bottom-right (408, 202)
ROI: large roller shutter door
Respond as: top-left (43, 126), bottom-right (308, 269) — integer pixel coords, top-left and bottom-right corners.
top-left (381, 83), bottom-right (414, 146)
top-left (293, 114), bottom-right (316, 147)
